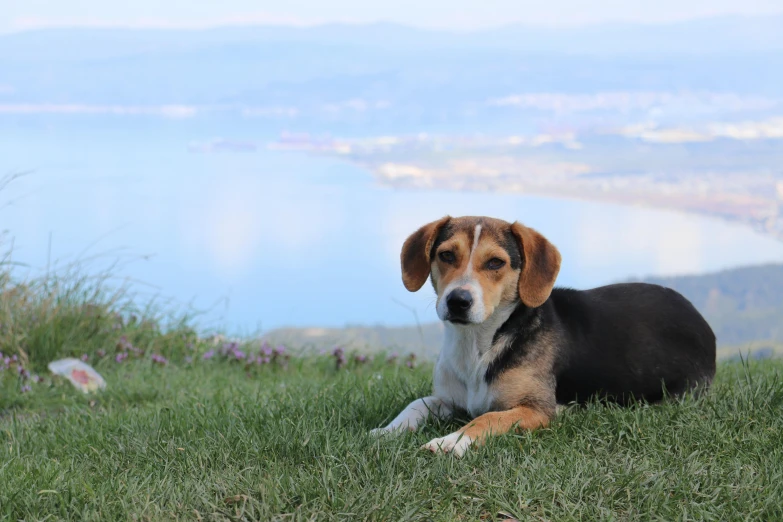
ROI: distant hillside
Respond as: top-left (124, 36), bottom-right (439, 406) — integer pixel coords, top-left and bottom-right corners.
top-left (641, 263), bottom-right (783, 346)
top-left (262, 263), bottom-right (783, 359)
top-left (261, 323), bottom-right (445, 361)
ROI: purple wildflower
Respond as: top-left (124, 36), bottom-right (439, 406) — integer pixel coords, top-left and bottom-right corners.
top-left (386, 352), bottom-right (399, 364)
top-left (220, 342), bottom-right (238, 356)
top-left (151, 353), bottom-right (168, 365)
top-left (97, 349), bottom-right (106, 358)
top-left (116, 336), bottom-right (141, 356)
top-left (332, 346), bottom-right (346, 370)
top-left (80, 354), bottom-right (89, 362)
top-left (21, 385), bottom-right (31, 394)
top-left (115, 352), bottom-right (128, 363)
top-left (202, 349), bottom-right (215, 360)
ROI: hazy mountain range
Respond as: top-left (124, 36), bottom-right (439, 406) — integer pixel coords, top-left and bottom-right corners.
top-left (1, 16), bottom-right (782, 130)
top-left (4, 15), bottom-right (783, 59)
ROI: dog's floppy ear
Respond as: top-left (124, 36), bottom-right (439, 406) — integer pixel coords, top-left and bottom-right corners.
top-left (400, 216), bottom-right (451, 292)
top-left (510, 222), bottom-right (561, 308)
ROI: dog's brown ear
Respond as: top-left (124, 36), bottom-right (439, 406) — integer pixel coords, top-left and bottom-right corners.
top-left (400, 216), bottom-right (451, 292)
top-left (510, 222), bottom-right (561, 308)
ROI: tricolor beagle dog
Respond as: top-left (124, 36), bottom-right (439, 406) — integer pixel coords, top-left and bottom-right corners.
top-left (371, 216), bottom-right (716, 456)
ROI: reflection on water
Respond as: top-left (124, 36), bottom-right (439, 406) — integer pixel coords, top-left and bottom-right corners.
top-left (2, 121), bottom-right (782, 331)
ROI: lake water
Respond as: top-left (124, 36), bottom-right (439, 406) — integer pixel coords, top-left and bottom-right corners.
top-left (2, 116), bottom-right (782, 333)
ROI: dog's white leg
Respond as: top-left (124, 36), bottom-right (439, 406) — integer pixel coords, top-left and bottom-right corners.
top-left (370, 396), bottom-right (452, 436)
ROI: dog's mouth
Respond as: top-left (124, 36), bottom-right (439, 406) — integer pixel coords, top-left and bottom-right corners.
top-left (445, 314), bottom-right (471, 325)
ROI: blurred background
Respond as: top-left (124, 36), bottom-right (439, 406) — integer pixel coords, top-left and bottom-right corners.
top-left (1, 1), bottom-right (782, 356)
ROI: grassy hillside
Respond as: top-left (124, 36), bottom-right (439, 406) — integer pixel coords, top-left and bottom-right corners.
top-left (2, 354), bottom-right (782, 520)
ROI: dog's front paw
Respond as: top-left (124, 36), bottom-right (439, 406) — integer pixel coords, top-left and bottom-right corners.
top-left (421, 431), bottom-right (473, 457)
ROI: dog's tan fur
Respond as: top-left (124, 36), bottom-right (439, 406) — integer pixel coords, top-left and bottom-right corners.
top-left (510, 222), bottom-right (562, 308)
top-left (457, 405), bottom-right (551, 443)
top-left (400, 216), bottom-right (450, 292)
top-left (491, 334), bottom-right (557, 415)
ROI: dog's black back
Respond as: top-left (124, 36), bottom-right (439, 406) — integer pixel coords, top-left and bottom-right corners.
top-left (548, 283), bottom-right (716, 405)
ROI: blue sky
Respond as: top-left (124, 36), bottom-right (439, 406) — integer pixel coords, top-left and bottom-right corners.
top-left (3, 0), bottom-right (783, 32)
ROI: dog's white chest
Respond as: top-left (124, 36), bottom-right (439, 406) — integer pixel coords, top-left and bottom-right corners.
top-left (433, 326), bottom-right (496, 417)
top-left (465, 370), bottom-right (494, 417)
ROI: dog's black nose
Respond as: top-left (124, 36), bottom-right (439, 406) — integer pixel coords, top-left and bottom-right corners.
top-left (446, 289), bottom-right (473, 316)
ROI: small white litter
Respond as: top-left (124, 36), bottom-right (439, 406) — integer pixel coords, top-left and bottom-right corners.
top-left (48, 358), bottom-right (107, 393)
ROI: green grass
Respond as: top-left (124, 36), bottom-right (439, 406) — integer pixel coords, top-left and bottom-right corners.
top-left (1, 355), bottom-right (782, 521)
top-left (2, 228), bottom-right (782, 521)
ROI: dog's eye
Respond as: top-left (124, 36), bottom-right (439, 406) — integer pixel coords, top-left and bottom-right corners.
top-left (486, 258), bottom-right (505, 270)
top-left (438, 251), bottom-right (455, 263)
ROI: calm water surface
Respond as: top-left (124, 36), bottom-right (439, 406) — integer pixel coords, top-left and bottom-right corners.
top-left (2, 117), bottom-right (782, 332)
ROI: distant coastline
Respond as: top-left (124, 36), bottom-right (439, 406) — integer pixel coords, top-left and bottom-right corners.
top-left (262, 130), bottom-right (783, 243)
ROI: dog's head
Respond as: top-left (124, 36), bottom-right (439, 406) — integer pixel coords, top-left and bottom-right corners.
top-left (401, 216), bottom-right (561, 325)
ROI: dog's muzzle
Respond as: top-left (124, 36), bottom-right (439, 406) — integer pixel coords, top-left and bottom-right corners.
top-left (445, 288), bottom-right (473, 323)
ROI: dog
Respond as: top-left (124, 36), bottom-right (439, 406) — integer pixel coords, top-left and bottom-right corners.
top-left (371, 215), bottom-right (716, 456)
